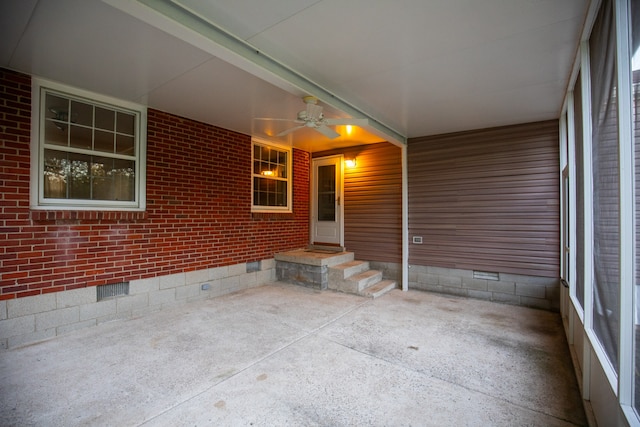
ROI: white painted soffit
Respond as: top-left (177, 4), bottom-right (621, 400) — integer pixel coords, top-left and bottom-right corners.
top-left (103, 0), bottom-right (407, 146)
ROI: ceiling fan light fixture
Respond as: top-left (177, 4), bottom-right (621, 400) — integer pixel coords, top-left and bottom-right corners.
top-left (302, 96), bottom-right (318, 105)
top-left (256, 96), bottom-right (367, 139)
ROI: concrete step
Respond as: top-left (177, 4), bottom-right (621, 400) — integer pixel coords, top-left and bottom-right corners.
top-left (342, 269), bottom-right (383, 293)
top-left (319, 251), bottom-right (355, 267)
top-left (360, 280), bottom-right (397, 299)
top-left (328, 260), bottom-right (370, 283)
top-left (326, 257), bottom-right (393, 298)
top-left (275, 250), bottom-right (354, 268)
top-left (307, 244), bottom-right (345, 253)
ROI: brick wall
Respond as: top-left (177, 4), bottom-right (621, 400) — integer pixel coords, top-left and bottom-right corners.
top-left (0, 68), bottom-right (309, 301)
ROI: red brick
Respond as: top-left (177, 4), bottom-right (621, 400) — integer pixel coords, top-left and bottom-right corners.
top-left (1, 68), bottom-right (309, 299)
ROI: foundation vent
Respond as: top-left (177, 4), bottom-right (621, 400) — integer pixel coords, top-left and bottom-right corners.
top-left (246, 261), bottom-right (261, 273)
top-left (473, 270), bottom-right (500, 281)
top-left (97, 282), bottom-right (130, 301)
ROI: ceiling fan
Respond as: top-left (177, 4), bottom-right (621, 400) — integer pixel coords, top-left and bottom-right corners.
top-left (257, 96), bottom-right (368, 139)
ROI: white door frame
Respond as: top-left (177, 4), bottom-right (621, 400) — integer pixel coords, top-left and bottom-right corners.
top-left (310, 155), bottom-right (344, 247)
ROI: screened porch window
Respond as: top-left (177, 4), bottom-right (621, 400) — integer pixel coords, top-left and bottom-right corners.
top-left (589, 0), bottom-right (620, 374)
top-left (573, 70), bottom-right (586, 311)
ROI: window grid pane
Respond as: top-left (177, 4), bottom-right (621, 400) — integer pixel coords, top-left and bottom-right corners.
top-left (95, 107), bottom-right (115, 131)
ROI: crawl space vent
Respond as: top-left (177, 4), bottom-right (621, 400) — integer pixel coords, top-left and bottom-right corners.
top-left (97, 282), bottom-right (129, 301)
top-left (246, 261), bottom-right (261, 273)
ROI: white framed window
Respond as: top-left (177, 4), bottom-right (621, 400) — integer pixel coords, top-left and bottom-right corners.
top-left (30, 78), bottom-right (146, 211)
top-left (251, 139), bottom-right (292, 213)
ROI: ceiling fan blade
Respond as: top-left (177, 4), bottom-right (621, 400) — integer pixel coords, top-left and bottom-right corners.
top-left (254, 118), bottom-right (301, 123)
top-left (277, 125), bottom-right (305, 137)
top-left (314, 124), bottom-right (341, 139)
top-left (323, 118), bottom-right (369, 126)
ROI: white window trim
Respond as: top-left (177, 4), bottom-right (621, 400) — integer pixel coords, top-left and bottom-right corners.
top-left (566, 90), bottom-right (580, 322)
top-left (30, 78), bottom-right (147, 211)
top-left (251, 138), bottom-right (292, 213)
top-left (614, 0), bottom-right (635, 414)
top-left (580, 38), bottom-right (600, 397)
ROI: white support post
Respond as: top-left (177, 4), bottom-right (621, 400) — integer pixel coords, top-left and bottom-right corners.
top-left (402, 144), bottom-right (409, 292)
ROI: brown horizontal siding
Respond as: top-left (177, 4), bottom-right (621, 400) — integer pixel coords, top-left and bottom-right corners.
top-left (315, 143), bottom-right (402, 263)
top-left (408, 120), bottom-right (560, 278)
top-left (344, 143), bottom-right (402, 263)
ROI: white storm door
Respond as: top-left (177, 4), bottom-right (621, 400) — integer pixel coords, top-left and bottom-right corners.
top-left (311, 156), bottom-right (343, 246)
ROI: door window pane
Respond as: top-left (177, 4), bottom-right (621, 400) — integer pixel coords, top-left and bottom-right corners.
top-left (317, 164), bottom-right (336, 221)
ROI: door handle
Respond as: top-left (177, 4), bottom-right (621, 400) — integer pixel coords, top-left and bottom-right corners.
top-left (336, 196), bottom-right (340, 206)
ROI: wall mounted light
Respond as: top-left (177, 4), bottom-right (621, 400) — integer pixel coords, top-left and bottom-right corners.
top-left (345, 157), bottom-right (357, 168)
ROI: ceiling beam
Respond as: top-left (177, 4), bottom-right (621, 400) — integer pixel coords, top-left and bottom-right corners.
top-left (108, 0), bottom-right (407, 146)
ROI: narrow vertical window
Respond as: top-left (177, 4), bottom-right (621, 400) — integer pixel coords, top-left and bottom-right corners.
top-left (590, 0), bottom-right (620, 373)
top-left (574, 71), bottom-right (586, 310)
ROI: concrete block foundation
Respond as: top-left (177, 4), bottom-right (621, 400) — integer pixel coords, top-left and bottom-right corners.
top-left (276, 261), bottom-right (328, 290)
top-left (0, 258), bottom-right (277, 350)
top-left (409, 264), bottom-right (560, 311)
top-left (275, 250), bottom-right (354, 290)
top-left (368, 261), bottom-right (560, 311)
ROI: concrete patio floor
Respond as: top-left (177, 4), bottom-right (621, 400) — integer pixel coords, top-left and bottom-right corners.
top-left (0, 282), bottom-right (586, 426)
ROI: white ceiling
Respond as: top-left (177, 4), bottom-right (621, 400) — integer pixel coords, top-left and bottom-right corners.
top-left (1, 0), bottom-right (589, 151)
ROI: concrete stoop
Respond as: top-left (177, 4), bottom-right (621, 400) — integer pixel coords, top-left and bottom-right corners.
top-left (275, 249), bottom-right (396, 298)
top-left (328, 258), bottom-right (397, 299)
